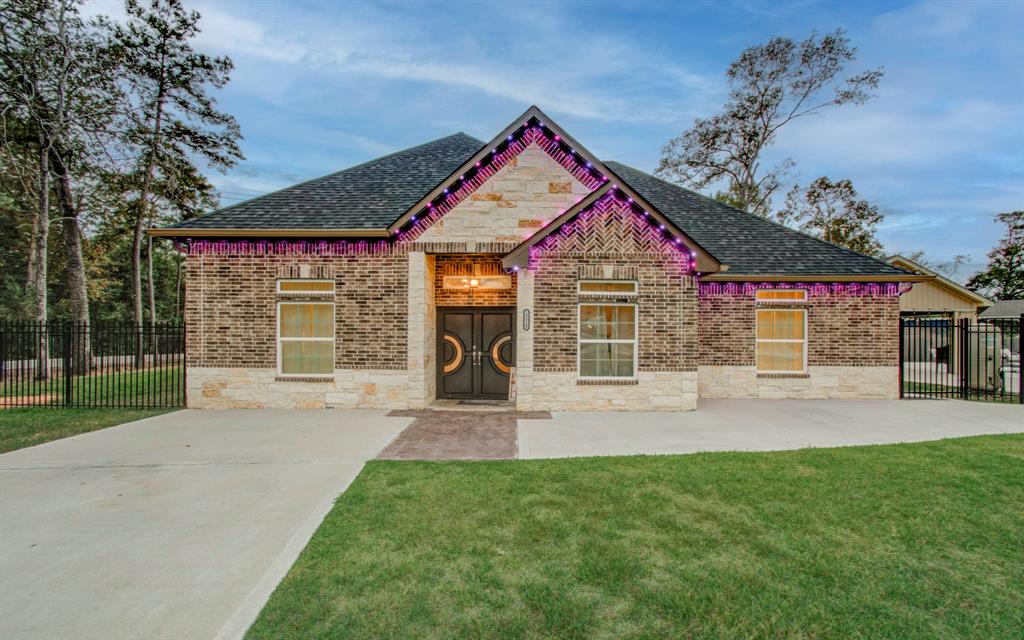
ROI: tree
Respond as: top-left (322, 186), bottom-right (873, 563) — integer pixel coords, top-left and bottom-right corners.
top-left (1, 0), bottom-right (119, 373)
top-left (902, 251), bottom-right (971, 280)
top-left (967, 211), bottom-right (1023, 300)
top-left (104, 0), bottom-right (241, 343)
top-left (776, 176), bottom-right (884, 256)
top-left (657, 29), bottom-right (883, 216)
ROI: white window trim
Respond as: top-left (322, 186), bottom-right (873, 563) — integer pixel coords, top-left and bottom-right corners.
top-left (577, 301), bottom-right (639, 380)
top-left (755, 288), bottom-right (807, 303)
top-left (276, 279), bottom-right (335, 295)
top-left (755, 308), bottom-right (808, 374)
top-left (577, 280), bottom-right (638, 297)
top-left (276, 301), bottom-right (336, 378)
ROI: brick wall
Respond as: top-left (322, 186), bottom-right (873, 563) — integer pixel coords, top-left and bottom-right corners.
top-left (433, 254), bottom-right (517, 307)
top-left (698, 289), bottom-right (900, 367)
top-left (530, 199), bottom-right (698, 374)
top-left (185, 251), bottom-right (408, 370)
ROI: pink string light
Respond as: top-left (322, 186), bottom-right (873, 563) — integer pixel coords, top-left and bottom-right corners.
top-left (697, 282), bottom-right (909, 297)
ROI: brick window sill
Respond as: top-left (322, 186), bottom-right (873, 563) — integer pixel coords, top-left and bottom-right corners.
top-left (274, 376), bottom-right (335, 383)
top-left (576, 378), bottom-right (639, 386)
top-left (756, 373), bottom-right (810, 379)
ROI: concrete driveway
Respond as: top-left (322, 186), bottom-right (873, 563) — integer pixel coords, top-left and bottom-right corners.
top-left (518, 399), bottom-right (1023, 458)
top-left (0, 409), bottom-right (411, 640)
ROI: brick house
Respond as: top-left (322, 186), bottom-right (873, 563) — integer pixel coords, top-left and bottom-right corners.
top-left (152, 107), bottom-right (925, 410)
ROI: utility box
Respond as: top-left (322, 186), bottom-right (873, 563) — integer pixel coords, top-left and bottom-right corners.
top-left (966, 326), bottom-right (1003, 392)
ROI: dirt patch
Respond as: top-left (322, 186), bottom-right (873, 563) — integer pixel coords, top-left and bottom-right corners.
top-left (1, 394), bottom-right (57, 408)
top-left (380, 410), bottom-right (550, 461)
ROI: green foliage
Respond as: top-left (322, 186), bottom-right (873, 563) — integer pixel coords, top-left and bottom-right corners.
top-left (247, 436), bottom-right (1024, 639)
top-left (657, 29), bottom-right (882, 216)
top-left (0, 0), bottom-right (236, 322)
top-left (777, 176), bottom-right (884, 256)
top-left (967, 210), bottom-right (1023, 300)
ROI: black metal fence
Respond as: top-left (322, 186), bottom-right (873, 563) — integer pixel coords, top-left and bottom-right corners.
top-left (0, 321), bottom-right (185, 409)
top-left (900, 315), bottom-right (1022, 404)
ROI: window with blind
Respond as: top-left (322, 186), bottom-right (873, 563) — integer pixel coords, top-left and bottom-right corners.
top-left (578, 303), bottom-right (637, 378)
top-left (756, 308), bottom-right (806, 373)
top-left (277, 302), bottom-right (335, 376)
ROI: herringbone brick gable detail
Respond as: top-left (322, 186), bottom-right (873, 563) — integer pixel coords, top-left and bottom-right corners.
top-left (533, 195), bottom-right (685, 260)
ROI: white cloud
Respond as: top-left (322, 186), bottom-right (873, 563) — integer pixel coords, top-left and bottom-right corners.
top-left (170, 1), bottom-right (721, 125)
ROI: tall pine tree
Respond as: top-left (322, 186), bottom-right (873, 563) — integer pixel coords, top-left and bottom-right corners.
top-left (104, 0), bottom-right (241, 343)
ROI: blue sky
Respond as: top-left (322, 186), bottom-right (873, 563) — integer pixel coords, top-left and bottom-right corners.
top-left (88, 0), bottom-right (1022, 280)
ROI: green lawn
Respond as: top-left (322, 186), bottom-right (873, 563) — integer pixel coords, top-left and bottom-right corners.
top-left (0, 408), bottom-right (172, 453)
top-left (1, 364), bottom-right (183, 408)
top-left (248, 435), bottom-right (1024, 640)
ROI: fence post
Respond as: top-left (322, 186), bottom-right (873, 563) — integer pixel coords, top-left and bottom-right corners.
top-left (63, 322), bottom-right (73, 406)
top-left (959, 318), bottom-right (969, 400)
top-left (897, 317), bottom-right (904, 399)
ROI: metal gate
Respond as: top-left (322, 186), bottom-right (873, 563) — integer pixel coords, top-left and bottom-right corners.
top-left (900, 315), bottom-right (1022, 403)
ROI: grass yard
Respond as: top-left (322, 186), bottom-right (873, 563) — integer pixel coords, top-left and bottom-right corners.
top-left (0, 408), bottom-right (172, 453)
top-left (1, 364), bottom-right (183, 408)
top-left (248, 435), bottom-right (1024, 640)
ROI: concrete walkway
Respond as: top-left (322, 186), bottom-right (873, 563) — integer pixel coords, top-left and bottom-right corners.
top-left (0, 409), bottom-right (411, 640)
top-left (518, 399), bottom-right (1023, 459)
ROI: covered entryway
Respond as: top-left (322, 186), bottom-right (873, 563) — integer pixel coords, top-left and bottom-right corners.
top-left (437, 307), bottom-right (514, 400)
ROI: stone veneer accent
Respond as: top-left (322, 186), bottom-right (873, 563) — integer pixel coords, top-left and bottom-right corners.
top-left (698, 366), bottom-right (898, 399)
top-left (519, 371), bottom-right (698, 411)
top-left (414, 143), bottom-right (590, 249)
top-left (187, 367), bottom-right (409, 409)
top-left (406, 252), bottom-right (435, 409)
top-left (697, 287), bottom-right (900, 398)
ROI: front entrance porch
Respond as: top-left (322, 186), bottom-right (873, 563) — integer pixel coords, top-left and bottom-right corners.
top-left (407, 251), bottom-right (522, 408)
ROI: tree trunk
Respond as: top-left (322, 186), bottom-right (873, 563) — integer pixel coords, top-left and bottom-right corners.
top-left (32, 140), bottom-right (50, 380)
top-left (133, 68), bottom-right (166, 368)
top-left (174, 249), bottom-right (183, 320)
top-left (147, 236), bottom-right (156, 326)
top-left (131, 207), bottom-right (145, 367)
top-left (146, 234), bottom-right (158, 356)
top-left (51, 151), bottom-right (91, 374)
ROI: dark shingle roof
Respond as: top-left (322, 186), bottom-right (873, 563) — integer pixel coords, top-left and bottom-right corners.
top-left (168, 133), bottom-right (485, 230)
top-left (165, 127), bottom-right (910, 278)
top-left (605, 161), bottom-right (909, 277)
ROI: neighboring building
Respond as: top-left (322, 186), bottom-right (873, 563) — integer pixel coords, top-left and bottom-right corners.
top-left (886, 255), bottom-right (991, 377)
top-left (152, 107), bottom-right (924, 411)
top-left (886, 255), bottom-right (990, 322)
top-left (979, 300), bottom-right (1024, 322)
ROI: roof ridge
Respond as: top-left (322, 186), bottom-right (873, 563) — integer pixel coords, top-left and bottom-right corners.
top-left (606, 160), bottom-right (910, 275)
top-left (170, 132), bottom-right (482, 229)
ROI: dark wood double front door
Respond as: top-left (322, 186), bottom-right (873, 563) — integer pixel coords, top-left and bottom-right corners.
top-left (437, 308), bottom-right (514, 400)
